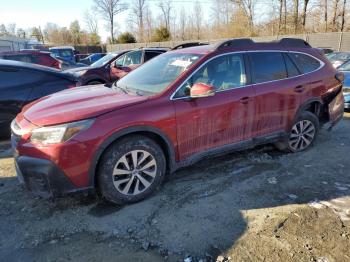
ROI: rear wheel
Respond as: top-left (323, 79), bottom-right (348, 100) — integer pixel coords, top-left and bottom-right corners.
top-left (97, 135), bottom-right (166, 204)
top-left (276, 111), bottom-right (319, 153)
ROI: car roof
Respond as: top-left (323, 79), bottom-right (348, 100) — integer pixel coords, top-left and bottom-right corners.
top-left (0, 59), bottom-right (58, 70)
top-left (0, 50), bottom-right (51, 55)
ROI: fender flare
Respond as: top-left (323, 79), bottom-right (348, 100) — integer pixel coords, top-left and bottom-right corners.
top-left (291, 98), bottom-right (323, 128)
top-left (88, 125), bottom-right (177, 188)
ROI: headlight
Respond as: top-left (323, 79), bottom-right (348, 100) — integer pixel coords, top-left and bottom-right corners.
top-left (30, 119), bottom-right (94, 145)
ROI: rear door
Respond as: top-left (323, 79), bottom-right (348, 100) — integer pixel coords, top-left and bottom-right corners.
top-left (110, 50), bottom-right (142, 81)
top-left (173, 53), bottom-right (255, 160)
top-left (248, 51), bottom-right (303, 137)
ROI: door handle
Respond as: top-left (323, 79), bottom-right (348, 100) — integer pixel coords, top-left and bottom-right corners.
top-left (294, 85), bottom-right (304, 93)
top-left (240, 97), bottom-right (250, 104)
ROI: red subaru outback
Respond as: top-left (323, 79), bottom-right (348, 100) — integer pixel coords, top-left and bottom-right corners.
top-left (11, 38), bottom-right (344, 204)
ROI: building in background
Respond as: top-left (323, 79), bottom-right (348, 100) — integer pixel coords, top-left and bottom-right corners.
top-left (0, 36), bottom-right (43, 52)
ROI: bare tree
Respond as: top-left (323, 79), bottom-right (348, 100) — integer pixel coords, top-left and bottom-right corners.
top-left (278, 0), bottom-right (283, 34)
top-left (84, 9), bottom-right (99, 34)
top-left (293, 0), bottom-right (299, 33)
top-left (232, 0), bottom-right (256, 35)
top-left (144, 6), bottom-right (154, 42)
top-left (158, 0), bottom-right (173, 30)
top-left (324, 0), bottom-right (328, 31)
top-left (130, 0), bottom-right (147, 41)
top-left (179, 7), bottom-right (187, 40)
top-left (193, 1), bottom-right (203, 40)
top-left (301, 0), bottom-right (310, 30)
top-left (332, 0), bottom-right (340, 31)
top-left (341, 0), bottom-right (347, 31)
top-left (283, 0), bottom-right (287, 32)
top-left (94, 0), bottom-right (127, 43)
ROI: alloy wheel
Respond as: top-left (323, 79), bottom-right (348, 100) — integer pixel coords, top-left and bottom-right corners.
top-left (112, 150), bottom-right (157, 195)
top-left (288, 120), bottom-right (316, 152)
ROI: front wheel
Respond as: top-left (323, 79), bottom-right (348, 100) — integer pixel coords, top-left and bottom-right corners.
top-left (276, 111), bottom-right (320, 153)
top-left (97, 135), bottom-right (166, 204)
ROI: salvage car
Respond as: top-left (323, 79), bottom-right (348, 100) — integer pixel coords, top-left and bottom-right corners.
top-left (327, 52), bottom-right (350, 68)
top-left (337, 62), bottom-right (350, 111)
top-left (67, 48), bottom-right (167, 85)
top-left (11, 39), bottom-right (344, 204)
top-left (0, 50), bottom-right (62, 69)
top-left (0, 60), bottom-right (80, 137)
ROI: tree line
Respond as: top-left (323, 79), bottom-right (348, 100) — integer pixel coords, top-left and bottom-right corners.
top-left (0, 0), bottom-right (349, 45)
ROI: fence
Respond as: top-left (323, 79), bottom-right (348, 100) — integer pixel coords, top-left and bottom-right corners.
top-left (106, 32), bottom-right (350, 52)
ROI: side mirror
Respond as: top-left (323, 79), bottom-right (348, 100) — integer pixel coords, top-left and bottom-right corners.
top-left (190, 83), bottom-right (215, 98)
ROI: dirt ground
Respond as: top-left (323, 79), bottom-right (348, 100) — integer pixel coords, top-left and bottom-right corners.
top-left (0, 114), bottom-right (350, 262)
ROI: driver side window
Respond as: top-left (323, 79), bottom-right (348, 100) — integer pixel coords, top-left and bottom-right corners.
top-left (124, 51), bottom-right (142, 66)
top-left (115, 55), bottom-right (125, 67)
top-left (174, 53), bottom-right (246, 98)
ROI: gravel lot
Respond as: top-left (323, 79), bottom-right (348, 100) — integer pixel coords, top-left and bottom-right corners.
top-left (0, 113), bottom-right (349, 262)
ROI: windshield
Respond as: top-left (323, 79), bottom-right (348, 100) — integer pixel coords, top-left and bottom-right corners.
top-left (338, 60), bottom-right (350, 71)
top-left (116, 52), bottom-right (202, 95)
top-left (91, 53), bottom-right (118, 67)
top-left (329, 52), bottom-right (350, 62)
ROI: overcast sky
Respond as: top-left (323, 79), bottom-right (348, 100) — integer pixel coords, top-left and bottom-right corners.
top-left (0, 0), bottom-right (218, 41)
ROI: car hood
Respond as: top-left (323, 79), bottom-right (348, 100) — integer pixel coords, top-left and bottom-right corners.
top-left (22, 85), bottom-right (148, 126)
top-left (65, 66), bottom-right (92, 73)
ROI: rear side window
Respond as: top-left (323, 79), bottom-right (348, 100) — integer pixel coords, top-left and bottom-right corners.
top-left (288, 53), bottom-right (321, 74)
top-left (144, 51), bottom-right (162, 62)
top-left (3, 54), bottom-right (32, 63)
top-left (283, 54), bottom-right (300, 77)
top-left (249, 52), bottom-right (287, 84)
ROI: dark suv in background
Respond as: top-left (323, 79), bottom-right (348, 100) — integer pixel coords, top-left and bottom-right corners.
top-left (67, 48), bottom-right (168, 85)
top-left (0, 60), bottom-right (79, 137)
top-left (11, 39), bottom-right (344, 204)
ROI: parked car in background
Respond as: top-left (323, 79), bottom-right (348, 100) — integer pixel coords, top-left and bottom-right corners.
top-left (67, 48), bottom-right (167, 85)
top-left (337, 62), bottom-right (350, 111)
top-left (327, 52), bottom-right (350, 68)
top-left (49, 46), bottom-right (76, 64)
top-left (0, 50), bottom-right (62, 69)
top-left (0, 60), bottom-right (80, 137)
top-left (11, 38), bottom-right (344, 204)
top-left (79, 53), bottom-right (106, 65)
top-left (319, 48), bottom-right (334, 55)
top-left (58, 57), bottom-right (86, 70)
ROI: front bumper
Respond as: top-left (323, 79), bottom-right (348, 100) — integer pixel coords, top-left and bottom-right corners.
top-left (11, 133), bottom-right (92, 198)
top-left (15, 156), bottom-right (83, 198)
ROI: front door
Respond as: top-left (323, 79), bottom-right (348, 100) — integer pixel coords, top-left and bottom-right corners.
top-left (173, 53), bottom-right (255, 161)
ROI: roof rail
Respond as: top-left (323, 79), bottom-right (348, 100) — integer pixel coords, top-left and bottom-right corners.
top-left (172, 42), bottom-right (209, 50)
top-left (214, 38), bottom-right (254, 49)
top-left (215, 38), bottom-right (311, 50)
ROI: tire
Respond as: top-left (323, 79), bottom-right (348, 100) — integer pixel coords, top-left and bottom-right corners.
top-left (276, 111), bottom-right (320, 153)
top-left (97, 135), bottom-right (166, 204)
